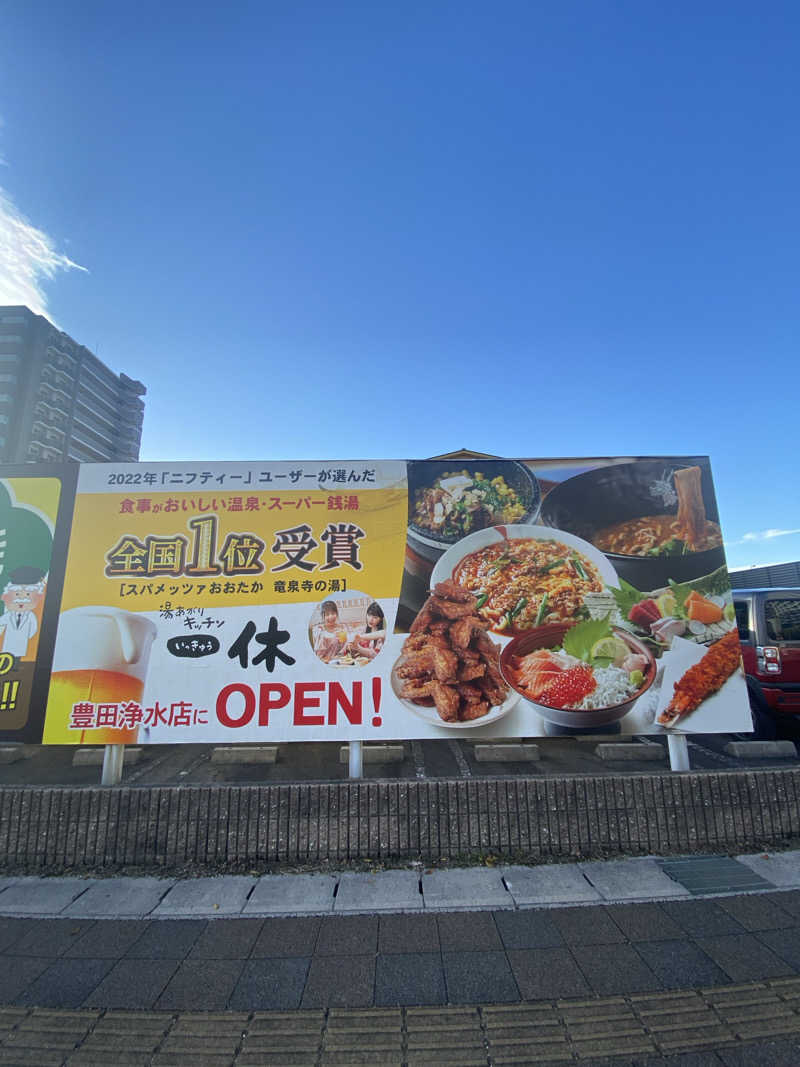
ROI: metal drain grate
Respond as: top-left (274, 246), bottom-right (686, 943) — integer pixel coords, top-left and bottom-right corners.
top-left (658, 856), bottom-right (773, 895)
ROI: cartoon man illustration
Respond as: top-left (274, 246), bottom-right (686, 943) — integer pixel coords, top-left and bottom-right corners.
top-left (0, 567), bottom-right (46, 662)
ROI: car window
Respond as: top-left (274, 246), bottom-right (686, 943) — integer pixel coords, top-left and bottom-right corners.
top-left (734, 600), bottom-right (751, 640)
top-left (765, 598), bottom-right (800, 642)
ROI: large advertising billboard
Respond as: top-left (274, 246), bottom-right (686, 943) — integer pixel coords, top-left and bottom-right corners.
top-left (0, 465), bottom-right (77, 741)
top-left (4, 455), bottom-right (751, 744)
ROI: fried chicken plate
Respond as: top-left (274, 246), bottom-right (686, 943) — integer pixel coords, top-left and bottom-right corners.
top-left (657, 630), bottom-right (741, 728)
top-left (397, 580), bottom-right (509, 723)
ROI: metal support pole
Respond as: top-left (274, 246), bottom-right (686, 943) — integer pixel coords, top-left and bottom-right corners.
top-left (101, 744), bottom-right (125, 786)
top-left (667, 734), bottom-right (690, 772)
top-left (348, 740), bottom-right (363, 779)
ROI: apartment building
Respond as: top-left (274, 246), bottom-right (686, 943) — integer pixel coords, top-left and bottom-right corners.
top-left (0, 306), bottom-right (145, 463)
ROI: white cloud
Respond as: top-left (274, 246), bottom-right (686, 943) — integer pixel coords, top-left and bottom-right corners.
top-left (725, 527), bottom-right (800, 548)
top-left (0, 186), bottom-right (87, 320)
top-left (742, 528), bottom-right (800, 542)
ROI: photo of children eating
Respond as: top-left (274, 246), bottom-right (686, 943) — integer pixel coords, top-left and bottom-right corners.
top-left (308, 595), bottom-right (387, 667)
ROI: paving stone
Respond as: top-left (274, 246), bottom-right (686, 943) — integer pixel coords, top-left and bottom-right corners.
top-left (188, 918), bottom-right (263, 958)
top-left (660, 900), bottom-right (747, 938)
top-left (762, 890), bottom-right (800, 918)
top-left (151, 1056), bottom-right (236, 1067)
top-left (697, 934), bottom-right (795, 981)
top-left (334, 871), bottom-right (422, 913)
top-left (737, 853), bottom-right (800, 889)
top-left (580, 858), bottom-right (690, 900)
top-left (501, 864), bottom-right (601, 905)
top-left (717, 1035), bottom-right (800, 1064)
top-left (15, 958), bottom-right (115, 1008)
top-left (71, 1027), bottom-right (165, 1052)
top-left (251, 916), bottom-right (321, 957)
top-left (228, 957), bottom-right (310, 1010)
top-left (421, 869), bottom-right (510, 910)
top-left (170, 1013), bottom-right (249, 1035)
top-left (571, 944), bottom-right (662, 994)
top-left (507, 946), bottom-right (591, 1000)
top-left (315, 915), bottom-right (378, 956)
top-left (83, 959), bottom-right (180, 1009)
top-left (493, 909), bottom-right (564, 950)
top-left (69, 1055), bottom-right (154, 1066)
top-left (151, 876), bottom-right (256, 916)
top-left (634, 939), bottom-right (732, 989)
top-left (638, 1053), bottom-right (731, 1066)
top-left (301, 955), bottom-right (376, 1008)
top-left (378, 913), bottom-right (440, 954)
top-left (64, 878), bottom-right (172, 918)
top-left (756, 928), bottom-right (800, 970)
top-left (125, 919), bottom-right (206, 959)
top-left (0, 1050), bottom-right (72, 1066)
top-left (154, 959), bottom-right (245, 1010)
top-left (548, 905), bottom-right (627, 945)
top-left (64, 920), bottom-right (149, 959)
top-left (374, 953), bottom-right (446, 1006)
top-left (0, 918), bottom-right (36, 952)
top-left (605, 902), bottom-right (686, 942)
top-left (442, 950), bottom-right (519, 1003)
top-left (0, 879), bottom-right (95, 916)
top-left (244, 874), bottom-right (338, 915)
top-left (5, 919), bottom-right (96, 957)
top-left (436, 912), bottom-right (502, 951)
top-left (716, 894), bottom-right (797, 932)
top-left (0, 958), bottom-right (51, 1003)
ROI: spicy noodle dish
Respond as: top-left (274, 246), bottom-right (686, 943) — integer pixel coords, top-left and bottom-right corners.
top-left (452, 537), bottom-right (604, 634)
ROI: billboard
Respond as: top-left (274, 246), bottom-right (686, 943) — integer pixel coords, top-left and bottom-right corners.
top-left (0, 465), bottom-right (77, 741)
top-left (5, 455), bottom-right (751, 744)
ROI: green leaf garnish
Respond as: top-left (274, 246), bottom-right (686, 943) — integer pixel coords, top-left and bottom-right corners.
top-left (610, 578), bottom-right (644, 620)
top-left (562, 615), bottom-right (614, 664)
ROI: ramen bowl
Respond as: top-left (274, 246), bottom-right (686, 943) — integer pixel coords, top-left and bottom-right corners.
top-left (539, 459), bottom-right (726, 589)
top-left (499, 624), bottom-right (657, 729)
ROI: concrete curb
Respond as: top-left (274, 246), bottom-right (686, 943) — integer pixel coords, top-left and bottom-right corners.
top-left (0, 768), bottom-right (798, 872)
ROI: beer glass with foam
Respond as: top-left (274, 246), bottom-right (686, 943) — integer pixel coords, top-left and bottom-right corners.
top-left (44, 607), bottom-right (156, 744)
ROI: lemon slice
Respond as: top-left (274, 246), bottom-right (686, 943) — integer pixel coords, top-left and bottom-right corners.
top-left (590, 636), bottom-right (628, 665)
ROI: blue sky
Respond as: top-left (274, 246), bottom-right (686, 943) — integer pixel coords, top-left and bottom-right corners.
top-left (1, 2), bottom-right (798, 570)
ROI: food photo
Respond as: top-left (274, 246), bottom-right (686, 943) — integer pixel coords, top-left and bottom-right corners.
top-left (388, 454), bottom-right (753, 739)
top-left (539, 459), bottom-right (726, 588)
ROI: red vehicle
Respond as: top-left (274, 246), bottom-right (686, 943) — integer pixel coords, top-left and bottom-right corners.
top-left (733, 588), bottom-right (800, 725)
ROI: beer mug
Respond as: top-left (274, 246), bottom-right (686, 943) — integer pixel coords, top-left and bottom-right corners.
top-left (44, 607), bottom-right (157, 744)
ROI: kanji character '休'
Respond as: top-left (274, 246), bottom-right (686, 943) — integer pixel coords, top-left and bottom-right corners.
top-left (227, 617), bottom-right (295, 672)
top-left (320, 522), bottom-right (365, 570)
top-left (271, 524), bottom-right (318, 572)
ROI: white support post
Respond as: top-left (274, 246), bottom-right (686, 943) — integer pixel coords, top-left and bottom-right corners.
top-left (667, 734), bottom-right (690, 772)
top-left (348, 740), bottom-right (363, 779)
top-left (101, 744), bottom-right (125, 786)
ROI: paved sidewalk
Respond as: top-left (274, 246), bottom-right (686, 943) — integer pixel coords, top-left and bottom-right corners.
top-left (2, 851), bottom-right (798, 920)
top-left (1, 854), bottom-right (800, 1063)
top-left (1, 889), bottom-right (800, 1012)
